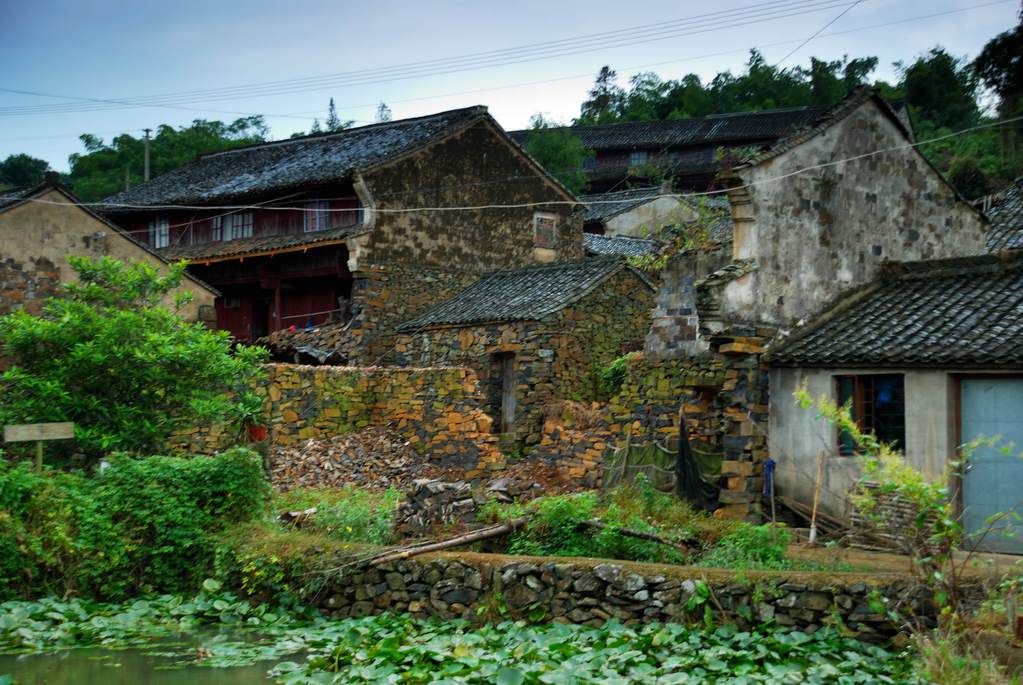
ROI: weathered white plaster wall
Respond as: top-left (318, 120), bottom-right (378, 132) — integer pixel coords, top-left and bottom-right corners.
top-left (604, 196), bottom-right (689, 238)
top-left (723, 99), bottom-right (987, 327)
top-left (768, 366), bottom-right (956, 518)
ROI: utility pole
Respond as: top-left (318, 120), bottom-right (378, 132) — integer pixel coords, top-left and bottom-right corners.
top-left (143, 128), bottom-right (152, 182)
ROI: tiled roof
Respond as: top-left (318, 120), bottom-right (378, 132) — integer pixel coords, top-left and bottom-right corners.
top-left (767, 253), bottom-right (1023, 367)
top-left (508, 106), bottom-right (827, 151)
top-left (985, 178), bottom-right (1023, 252)
top-left (398, 257), bottom-right (647, 330)
top-left (258, 320), bottom-right (354, 362)
top-left (581, 187), bottom-right (662, 223)
top-left (583, 233), bottom-right (661, 257)
top-left (101, 107), bottom-right (488, 208)
top-left (0, 185), bottom-right (38, 211)
top-left (157, 224), bottom-right (369, 262)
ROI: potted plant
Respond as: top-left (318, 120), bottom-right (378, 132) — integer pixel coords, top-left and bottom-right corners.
top-left (236, 393), bottom-right (268, 442)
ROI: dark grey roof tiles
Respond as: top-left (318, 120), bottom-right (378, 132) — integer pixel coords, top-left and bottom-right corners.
top-left (398, 257), bottom-right (640, 330)
top-left (767, 253), bottom-right (1023, 367)
top-left (509, 106), bottom-right (827, 151)
top-left (985, 178), bottom-right (1023, 252)
top-left (583, 233), bottom-right (661, 257)
top-left (157, 224), bottom-right (368, 262)
top-left (581, 187), bottom-right (662, 223)
top-left (0, 185), bottom-right (36, 211)
top-left (101, 107), bottom-right (487, 208)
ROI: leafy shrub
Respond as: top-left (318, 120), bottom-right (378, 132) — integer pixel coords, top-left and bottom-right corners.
top-left (274, 486), bottom-right (400, 545)
top-left (597, 353), bottom-right (637, 399)
top-left (0, 448), bottom-right (268, 600)
top-left (697, 523), bottom-right (793, 570)
top-left (0, 256), bottom-right (267, 462)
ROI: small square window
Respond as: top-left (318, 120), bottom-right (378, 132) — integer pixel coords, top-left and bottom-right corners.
top-left (148, 216), bottom-right (169, 249)
top-left (223, 212), bottom-right (253, 240)
top-left (533, 212), bottom-right (558, 249)
top-left (222, 296), bottom-right (241, 309)
top-left (835, 374), bottom-right (905, 454)
top-left (303, 200), bottom-right (331, 233)
top-left (629, 150), bottom-right (649, 166)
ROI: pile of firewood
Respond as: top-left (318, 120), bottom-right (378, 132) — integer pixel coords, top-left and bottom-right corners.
top-left (270, 427), bottom-right (435, 491)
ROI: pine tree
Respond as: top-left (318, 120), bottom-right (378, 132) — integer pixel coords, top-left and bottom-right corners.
top-left (326, 98), bottom-right (342, 132)
top-left (376, 102), bottom-right (392, 123)
top-left (310, 118), bottom-right (322, 134)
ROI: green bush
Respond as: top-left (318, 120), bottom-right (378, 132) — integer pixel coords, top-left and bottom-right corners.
top-left (697, 523), bottom-right (793, 570)
top-left (0, 448), bottom-right (268, 600)
top-left (274, 486), bottom-right (400, 545)
top-left (0, 256), bottom-right (267, 463)
top-left (597, 353), bottom-right (635, 399)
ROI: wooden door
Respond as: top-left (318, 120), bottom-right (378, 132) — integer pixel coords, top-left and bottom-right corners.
top-left (500, 354), bottom-right (516, 434)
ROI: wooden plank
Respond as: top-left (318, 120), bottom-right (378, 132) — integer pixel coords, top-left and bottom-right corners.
top-left (4, 422), bottom-right (75, 443)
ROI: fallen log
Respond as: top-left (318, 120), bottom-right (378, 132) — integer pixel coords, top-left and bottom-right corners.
top-left (581, 519), bottom-right (694, 553)
top-left (366, 517), bottom-right (529, 567)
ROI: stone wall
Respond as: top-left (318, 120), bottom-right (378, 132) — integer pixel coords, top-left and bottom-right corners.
top-left (172, 363), bottom-right (503, 475)
top-left (395, 269), bottom-right (655, 447)
top-left (0, 187), bottom-right (216, 322)
top-left (303, 550), bottom-right (935, 640)
top-left (723, 96), bottom-right (987, 328)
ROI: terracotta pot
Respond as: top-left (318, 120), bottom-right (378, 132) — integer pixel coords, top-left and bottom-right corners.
top-left (247, 424), bottom-right (268, 442)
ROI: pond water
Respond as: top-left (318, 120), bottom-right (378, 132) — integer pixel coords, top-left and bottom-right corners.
top-left (0, 649), bottom-right (274, 684)
top-left (0, 631), bottom-right (280, 685)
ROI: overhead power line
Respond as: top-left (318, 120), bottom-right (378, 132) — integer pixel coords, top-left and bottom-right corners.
top-left (773, 0), bottom-right (864, 66)
top-left (0, 0), bottom-right (867, 117)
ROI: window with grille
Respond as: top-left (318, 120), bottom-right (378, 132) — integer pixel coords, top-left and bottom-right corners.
top-left (223, 212), bottom-right (253, 240)
top-left (629, 150), bottom-right (649, 166)
top-left (303, 200), bottom-right (331, 233)
top-left (533, 212), bottom-right (558, 248)
top-left (211, 215), bottom-right (223, 241)
top-left (835, 374), bottom-right (905, 454)
top-left (148, 216), bottom-right (170, 248)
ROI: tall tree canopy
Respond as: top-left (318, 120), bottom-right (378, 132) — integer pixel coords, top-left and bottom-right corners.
top-left (525, 114), bottom-right (594, 195)
top-left (68, 117), bottom-right (269, 202)
top-left (0, 153), bottom-right (51, 188)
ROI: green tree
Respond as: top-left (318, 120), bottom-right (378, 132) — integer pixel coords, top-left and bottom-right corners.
top-left (974, 18), bottom-right (1023, 167)
top-left (0, 153), bottom-right (51, 188)
top-left (901, 48), bottom-right (979, 131)
top-left (524, 114), bottom-right (594, 195)
top-left (69, 117), bottom-right (268, 201)
top-left (376, 102), bottom-right (392, 123)
top-left (578, 66), bottom-right (626, 124)
top-left (0, 257), bottom-right (267, 463)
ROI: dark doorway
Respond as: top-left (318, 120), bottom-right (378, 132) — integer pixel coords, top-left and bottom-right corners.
top-left (487, 352), bottom-right (516, 434)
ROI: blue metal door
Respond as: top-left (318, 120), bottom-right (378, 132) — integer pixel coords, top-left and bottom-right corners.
top-left (961, 378), bottom-right (1023, 554)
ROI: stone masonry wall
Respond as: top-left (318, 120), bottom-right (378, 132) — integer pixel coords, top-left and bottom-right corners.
top-left (395, 269), bottom-right (654, 447)
top-left (0, 256), bottom-right (62, 317)
top-left (303, 551), bottom-right (936, 641)
top-left (171, 363), bottom-right (502, 475)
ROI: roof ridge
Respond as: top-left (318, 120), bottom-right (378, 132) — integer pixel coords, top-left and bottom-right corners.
top-left (199, 105), bottom-right (488, 159)
top-left (482, 255), bottom-right (624, 277)
top-left (885, 251), bottom-right (1023, 281)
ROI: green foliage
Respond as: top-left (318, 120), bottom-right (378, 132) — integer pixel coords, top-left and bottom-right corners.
top-left (68, 117), bottom-right (269, 201)
top-left (0, 257), bottom-right (267, 462)
top-left (597, 352), bottom-right (636, 398)
top-left (524, 114), bottom-right (594, 194)
top-left (697, 524), bottom-right (793, 570)
top-left (0, 448), bottom-right (268, 600)
top-left (277, 613), bottom-right (920, 684)
top-left (901, 48), bottom-right (979, 131)
top-left (274, 486), bottom-right (400, 545)
top-left (0, 153), bottom-right (51, 187)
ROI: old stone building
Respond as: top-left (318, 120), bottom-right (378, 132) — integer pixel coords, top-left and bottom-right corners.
top-left (101, 106), bottom-right (581, 363)
top-left (602, 87), bottom-right (990, 518)
top-left (0, 179), bottom-right (216, 322)
top-left (767, 252), bottom-right (1023, 553)
top-left (393, 257), bottom-right (655, 448)
top-left (982, 176), bottom-right (1023, 252)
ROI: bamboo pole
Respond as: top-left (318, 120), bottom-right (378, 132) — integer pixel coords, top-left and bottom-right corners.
top-left (581, 519), bottom-right (693, 553)
top-left (808, 449), bottom-right (826, 546)
top-left (366, 518), bottom-right (528, 566)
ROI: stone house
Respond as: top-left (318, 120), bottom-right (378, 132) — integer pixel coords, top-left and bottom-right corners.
top-left (618, 87), bottom-right (989, 518)
top-left (981, 176), bottom-right (1023, 252)
top-left (0, 178), bottom-right (216, 322)
top-left (101, 106), bottom-right (581, 363)
top-left (510, 106), bottom-right (831, 193)
top-left (766, 253), bottom-right (1023, 553)
top-left (393, 257), bottom-right (655, 448)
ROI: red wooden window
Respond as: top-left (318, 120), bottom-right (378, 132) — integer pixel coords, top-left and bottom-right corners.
top-left (303, 200), bottom-right (331, 233)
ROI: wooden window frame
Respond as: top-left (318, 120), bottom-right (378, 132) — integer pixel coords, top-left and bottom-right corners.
top-left (834, 373), bottom-right (906, 455)
top-left (533, 212), bottom-right (558, 249)
top-left (303, 200), bottom-right (331, 233)
top-left (148, 215), bottom-right (170, 249)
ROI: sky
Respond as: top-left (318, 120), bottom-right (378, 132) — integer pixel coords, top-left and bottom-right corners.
top-left (0, 0), bottom-right (1018, 172)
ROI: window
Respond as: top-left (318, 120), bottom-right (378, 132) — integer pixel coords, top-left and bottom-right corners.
top-left (303, 200), bottom-right (331, 233)
top-left (533, 212), bottom-right (558, 249)
top-left (148, 216), bottom-right (169, 248)
top-left (223, 212), bottom-right (253, 240)
top-left (222, 296), bottom-right (241, 309)
top-left (629, 150), bottom-right (649, 166)
top-left (836, 374), bottom-right (905, 454)
top-left (211, 216), bottom-right (223, 241)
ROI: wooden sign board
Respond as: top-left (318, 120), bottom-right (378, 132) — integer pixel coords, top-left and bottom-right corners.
top-left (4, 422), bottom-right (75, 443)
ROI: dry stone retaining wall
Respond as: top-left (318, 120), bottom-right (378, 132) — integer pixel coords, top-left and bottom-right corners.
top-left (313, 551), bottom-right (936, 641)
